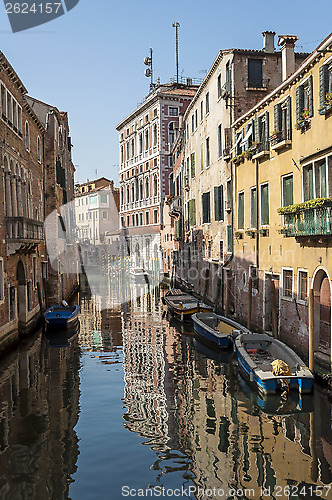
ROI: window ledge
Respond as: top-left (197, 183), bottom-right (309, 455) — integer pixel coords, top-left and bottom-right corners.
top-left (281, 295), bottom-right (293, 302)
top-left (271, 140), bottom-right (292, 151)
top-left (252, 150), bottom-right (270, 160)
top-left (245, 86), bottom-right (267, 91)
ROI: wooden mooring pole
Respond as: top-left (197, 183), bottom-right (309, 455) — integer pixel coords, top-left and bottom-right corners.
top-left (247, 277), bottom-right (252, 331)
top-left (271, 279), bottom-right (278, 339)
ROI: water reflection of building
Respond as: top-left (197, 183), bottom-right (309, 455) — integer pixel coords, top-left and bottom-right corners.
top-left (122, 287), bottom-right (170, 450)
top-left (0, 332), bottom-right (80, 498)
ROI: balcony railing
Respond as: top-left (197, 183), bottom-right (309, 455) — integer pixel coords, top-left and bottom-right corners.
top-left (282, 204), bottom-right (332, 237)
top-left (270, 129), bottom-right (292, 148)
top-left (5, 217), bottom-right (44, 242)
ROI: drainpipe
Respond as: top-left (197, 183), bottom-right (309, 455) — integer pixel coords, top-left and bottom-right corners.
top-left (255, 158), bottom-right (259, 279)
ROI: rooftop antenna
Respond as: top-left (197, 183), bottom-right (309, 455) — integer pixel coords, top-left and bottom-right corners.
top-left (172, 22), bottom-right (180, 84)
top-left (143, 48), bottom-right (153, 90)
top-left (95, 169), bottom-right (98, 178)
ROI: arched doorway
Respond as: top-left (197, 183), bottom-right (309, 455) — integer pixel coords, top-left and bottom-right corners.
top-left (313, 268), bottom-right (331, 365)
top-left (17, 260), bottom-right (27, 324)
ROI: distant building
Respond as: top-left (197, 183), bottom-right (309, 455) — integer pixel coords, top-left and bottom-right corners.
top-left (116, 82), bottom-right (199, 272)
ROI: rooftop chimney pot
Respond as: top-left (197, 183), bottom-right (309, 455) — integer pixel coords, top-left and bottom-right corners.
top-left (262, 31), bottom-right (276, 53)
top-left (278, 35), bottom-right (298, 81)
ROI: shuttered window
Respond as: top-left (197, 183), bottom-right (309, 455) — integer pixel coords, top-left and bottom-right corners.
top-left (214, 185), bottom-right (224, 221)
top-left (248, 59), bottom-right (263, 88)
top-left (227, 225), bottom-right (233, 253)
top-left (218, 124), bottom-right (222, 157)
top-left (283, 269), bottom-right (293, 298)
top-left (296, 76), bottom-right (313, 122)
top-left (206, 137), bottom-right (210, 167)
top-left (0, 259), bottom-right (4, 301)
top-left (282, 175), bottom-right (294, 207)
top-left (189, 199), bottom-right (196, 227)
top-left (318, 160), bottom-right (327, 198)
top-left (202, 192), bottom-right (211, 224)
top-left (303, 165), bottom-right (314, 201)
top-left (200, 144), bottom-right (204, 170)
top-left (250, 187), bottom-right (257, 229)
top-left (319, 64), bottom-right (331, 107)
top-left (190, 152), bottom-right (196, 178)
top-left (260, 183), bottom-right (269, 225)
top-left (238, 192), bottom-right (245, 229)
top-left (298, 271), bottom-right (308, 301)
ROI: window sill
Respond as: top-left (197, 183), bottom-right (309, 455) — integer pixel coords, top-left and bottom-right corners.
top-left (245, 86), bottom-right (267, 91)
top-left (252, 150), bottom-right (269, 160)
top-left (271, 140), bottom-right (292, 151)
top-left (281, 295), bottom-right (294, 302)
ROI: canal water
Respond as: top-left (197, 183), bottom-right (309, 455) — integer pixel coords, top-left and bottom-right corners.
top-left (0, 283), bottom-right (331, 499)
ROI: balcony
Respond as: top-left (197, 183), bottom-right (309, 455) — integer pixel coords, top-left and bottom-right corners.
top-left (270, 129), bottom-right (292, 151)
top-left (252, 141), bottom-right (270, 160)
top-left (5, 217), bottom-right (44, 253)
top-left (166, 195), bottom-right (182, 218)
top-left (280, 202), bottom-right (332, 238)
top-left (243, 77), bottom-right (269, 91)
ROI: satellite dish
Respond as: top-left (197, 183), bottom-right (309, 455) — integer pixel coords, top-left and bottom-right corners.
top-left (144, 68), bottom-right (152, 77)
top-left (143, 57), bottom-right (152, 66)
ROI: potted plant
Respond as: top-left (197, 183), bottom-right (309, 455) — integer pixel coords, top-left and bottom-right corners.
top-left (319, 92), bottom-right (332, 115)
top-left (297, 108), bottom-right (311, 129)
top-left (269, 130), bottom-right (281, 141)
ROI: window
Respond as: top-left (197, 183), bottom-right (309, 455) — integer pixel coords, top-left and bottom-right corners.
top-left (195, 110), bottom-right (198, 129)
top-left (32, 256), bottom-right (37, 289)
top-left (25, 121), bottom-right (30, 151)
top-left (191, 114), bottom-right (195, 133)
top-left (188, 199), bottom-right (196, 226)
top-left (303, 158), bottom-right (330, 201)
top-left (127, 215), bottom-right (130, 226)
top-left (190, 152), bottom-right (195, 178)
top-left (200, 101), bottom-right (203, 121)
top-left (0, 259), bottom-right (4, 301)
top-left (202, 192), bottom-right (211, 224)
top-left (248, 59), bottom-right (263, 88)
top-left (214, 185), bottom-right (224, 221)
top-left (169, 123), bottom-right (175, 145)
top-left (225, 61), bottom-right (231, 93)
top-left (315, 159), bottom-right (327, 198)
top-left (153, 108), bottom-right (158, 118)
top-left (145, 115), bottom-right (149, 123)
top-left (132, 214), bottom-right (135, 226)
top-left (250, 187), bottom-right (257, 229)
top-left (140, 213), bottom-right (143, 226)
top-left (227, 225), bottom-right (233, 253)
top-left (298, 270), bottom-right (308, 301)
top-left (319, 63), bottom-right (332, 108)
top-left (139, 133), bottom-right (143, 154)
top-left (283, 268), bottom-right (293, 298)
top-left (146, 178), bottom-right (149, 198)
top-left (145, 129), bottom-right (149, 150)
top-left (205, 93), bottom-right (210, 114)
top-left (282, 175), bottom-right (294, 207)
top-left (238, 192), bottom-right (245, 229)
top-left (103, 211), bottom-right (108, 219)
top-left (200, 143), bottom-right (204, 170)
top-left (146, 211), bottom-right (150, 225)
top-left (154, 209), bottom-right (158, 224)
top-left (90, 196), bottom-right (97, 204)
top-left (206, 137), bottom-right (210, 167)
top-left (169, 107), bottom-right (178, 116)
top-left (121, 145), bottom-right (124, 163)
top-left (153, 124), bottom-right (157, 146)
top-left (303, 164), bottom-right (314, 201)
top-left (273, 98), bottom-right (291, 142)
top-left (100, 195), bottom-right (108, 204)
top-left (260, 183), bottom-right (269, 225)
top-left (121, 216), bottom-right (124, 228)
top-left (296, 76), bottom-right (313, 123)
top-left (131, 138), bottom-right (135, 158)
top-left (136, 213), bottom-right (139, 226)
top-left (217, 74), bottom-right (222, 99)
top-left (255, 111), bottom-right (269, 148)
top-left (37, 136), bottom-right (41, 163)
top-left (218, 124), bottom-right (222, 158)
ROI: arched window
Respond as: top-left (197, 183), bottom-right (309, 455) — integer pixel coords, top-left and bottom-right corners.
top-left (131, 183), bottom-right (135, 202)
top-left (153, 175), bottom-right (158, 196)
top-left (145, 178), bottom-right (149, 198)
top-left (126, 142), bottom-right (130, 160)
top-left (169, 122), bottom-right (175, 146)
top-left (120, 145), bottom-right (124, 164)
top-left (131, 139), bottom-right (135, 158)
top-left (153, 124), bottom-right (157, 146)
top-left (139, 181), bottom-right (143, 200)
top-left (121, 187), bottom-right (124, 205)
top-left (37, 136), bottom-right (41, 163)
top-left (139, 133), bottom-right (143, 154)
top-left (25, 122), bottom-right (30, 151)
top-left (145, 129), bottom-right (149, 150)
top-left (135, 179), bottom-right (139, 201)
top-left (127, 186), bottom-right (130, 203)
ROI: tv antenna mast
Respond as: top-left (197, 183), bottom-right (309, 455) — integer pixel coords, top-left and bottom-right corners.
top-left (172, 22), bottom-right (180, 84)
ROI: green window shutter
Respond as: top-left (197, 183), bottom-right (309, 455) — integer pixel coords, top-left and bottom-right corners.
top-left (189, 199), bottom-right (196, 226)
top-left (250, 188), bottom-right (257, 228)
top-left (191, 152), bottom-right (195, 178)
top-left (200, 144), bottom-right (204, 170)
top-left (207, 192), bottom-right (211, 222)
top-left (283, 176), bottom-right (293, 207)
top-left (320, 162), bottom-right (327, 197)
top-left (264, 111), bottom-right (269, 141)
top-left (251, 119), bottom-right (255, 143)
top-left (238, 192), bottom-right (244, 229)
top-left (296, 85), bottom-right (304, 123)
top-left (254, 116), bottom-right (259, 143)
top-left (227, 225), bottom-right (233, 253)
top-left (286, 97), bottom-right (292, 138)
top-left (202, 194), bottom-right (207, 223)
top-left (214, 186), bottom-right (220, 221)
top-left (261, 184), bottom-right (269, 225)
top-left (220, 185), bottom-right (224, 221)
top-left (274, 104), bottom-right (281, 131)
top-left (308, 75), bottom-right (313, 117)
top-left (319, 65), bottom-right (329, 107)
top-left (202, 192), bottom-right (211, 223)
top-left (308, 167), bottom-right (314, 200)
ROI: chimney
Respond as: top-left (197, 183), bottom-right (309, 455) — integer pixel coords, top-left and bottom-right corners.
top-left (262, 31), bottom-right (276, 53)
top-left (278, 35), bottom-right (298, 81)
top-left (179, 112), bottom-right (184, 130)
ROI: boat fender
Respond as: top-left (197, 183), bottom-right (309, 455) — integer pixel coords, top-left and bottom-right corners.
top-left (250, 372), bottom-right (254, 382)
top-left (61, 300), bottom-right (69, 307)
top-left (232, 329), bottom-right (241, 339)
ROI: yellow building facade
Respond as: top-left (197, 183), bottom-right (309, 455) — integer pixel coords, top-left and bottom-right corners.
top-left (233, 33), bottom-right (332, 369)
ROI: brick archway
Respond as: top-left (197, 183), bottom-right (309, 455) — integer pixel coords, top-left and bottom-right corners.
top-left (312, 268), bottom-right (332, 365)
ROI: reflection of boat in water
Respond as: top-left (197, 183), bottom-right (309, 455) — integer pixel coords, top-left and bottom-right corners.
top-left (193, 338), bottom-right (231, 365)
top-left (192, 312), bottom-right (250, 350)
top-left (236, 372), bottom-right (314, 415)
top-left (235, 333), bottom-right (314, 394)
top-left (163, 289), bottom-right (213, 321)
top-left (44, 323), bottom-right (80, 348)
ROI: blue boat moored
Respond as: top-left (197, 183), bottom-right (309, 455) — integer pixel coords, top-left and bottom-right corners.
top-left (192, 312), bottom-right (251, 350)
top-left (44, 303), bottom-right (80, 329)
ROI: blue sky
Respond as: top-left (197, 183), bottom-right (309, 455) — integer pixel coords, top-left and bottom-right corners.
top-left (0, 0), bottom-right (331, 186)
